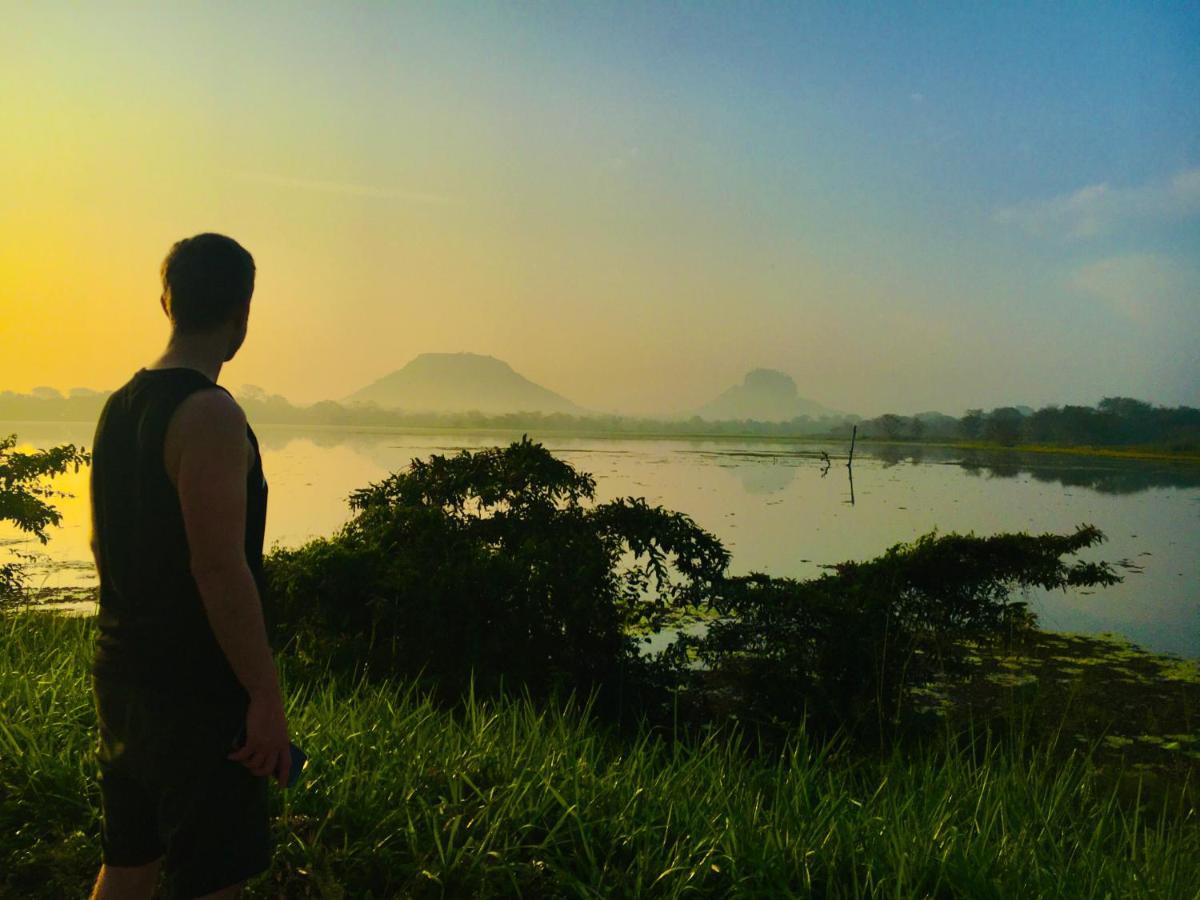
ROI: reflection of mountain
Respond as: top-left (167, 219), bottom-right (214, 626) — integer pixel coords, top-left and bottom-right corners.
top-left (729, 461), bottom-right (798, 495)
top-left (956, 451), bottom-right (1200, 494)
top-left (254, 427), bottom-right (376, 453)
top-left (695, 369), bottom-right (839, 421)
top-left (254, 426), bottom-right (493, 475)
top-left (345, 353), bottom-right (583, 415)
top-left (345, 436), bottom-right (490, 474)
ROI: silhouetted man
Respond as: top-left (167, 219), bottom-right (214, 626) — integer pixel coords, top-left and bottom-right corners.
top-left (89, 233), bottom-right (289, 899)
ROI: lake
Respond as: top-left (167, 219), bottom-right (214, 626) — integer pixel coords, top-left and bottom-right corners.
top-left (3, 420), bottom-right (1198, 658)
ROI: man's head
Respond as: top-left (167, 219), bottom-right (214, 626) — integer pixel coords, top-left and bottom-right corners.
top-left (160, 233), bottom-right (256, 359)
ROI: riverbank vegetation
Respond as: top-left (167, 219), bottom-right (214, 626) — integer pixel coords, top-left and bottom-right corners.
top-left (3, 614), bottom-right (1198, 898)
top-left (262, 440), bottom-right (1124, 737)
top-left (2, 437), bottom-right (1197, 897)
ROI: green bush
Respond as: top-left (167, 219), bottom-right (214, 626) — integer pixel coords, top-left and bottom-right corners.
top-left (674, 526), bottom-right (1120, 739)
top-left (0, 434), bottom-right (89, 606)
top-left (265, 437), bottom-right (729, 699)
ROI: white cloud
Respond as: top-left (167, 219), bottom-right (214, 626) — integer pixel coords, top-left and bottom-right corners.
top-left (1066, 253), bottom-right (1194, 321)
top-left (995, 167), bottom-right (1200, 239)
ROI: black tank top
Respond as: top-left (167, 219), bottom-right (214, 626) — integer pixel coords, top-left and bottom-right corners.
top-left (90, 368), bottom-right (268, 701)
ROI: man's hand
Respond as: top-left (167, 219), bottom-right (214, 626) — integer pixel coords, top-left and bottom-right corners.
top-left (228, 688), bottom-right (292, 788)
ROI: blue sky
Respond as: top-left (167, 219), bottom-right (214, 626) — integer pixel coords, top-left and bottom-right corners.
top-left (2, 2), bottom-right (1197, 413)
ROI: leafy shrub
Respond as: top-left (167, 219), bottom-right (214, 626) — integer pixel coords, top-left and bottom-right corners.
top-left (265, 437), bottom-right (728, 698)
top-left (672, 526), bottom-right (1120, 739)
top-left (0, 435), bottom-right (89, 606)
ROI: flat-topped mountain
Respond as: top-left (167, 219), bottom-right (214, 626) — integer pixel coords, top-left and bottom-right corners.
top-left (695, 369), bottom-right (840, 421)
top-left (345, 353), bottom-right (584, 415)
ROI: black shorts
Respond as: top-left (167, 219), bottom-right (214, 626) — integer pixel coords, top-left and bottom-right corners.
top-left (94, 679), bottom-right (271, 899)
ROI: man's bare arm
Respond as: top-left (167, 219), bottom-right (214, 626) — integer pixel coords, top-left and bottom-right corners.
top-left (169, 389), bottom-right (290, 786)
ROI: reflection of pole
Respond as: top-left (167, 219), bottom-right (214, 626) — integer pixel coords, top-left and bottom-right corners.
top-left (845, 425), bottom-right (857, 505)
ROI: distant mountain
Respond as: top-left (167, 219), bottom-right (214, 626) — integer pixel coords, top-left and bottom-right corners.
top-left (694, 369), bottom-right (841, 421)
top-left (344, 353), bottom-right (585, 415)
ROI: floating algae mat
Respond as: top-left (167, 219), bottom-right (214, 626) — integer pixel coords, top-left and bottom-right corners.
top-left (921, 631), bottom-right (1200, 779)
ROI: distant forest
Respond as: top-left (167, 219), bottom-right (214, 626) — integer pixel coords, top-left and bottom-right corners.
top-left (854, 398), bottom-right (1200, 451)
top-left (1, 387), bottom-right (1196, 451)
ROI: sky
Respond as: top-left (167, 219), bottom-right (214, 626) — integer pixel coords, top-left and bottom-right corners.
top-left (1, 2), bottom-right (1197, 417)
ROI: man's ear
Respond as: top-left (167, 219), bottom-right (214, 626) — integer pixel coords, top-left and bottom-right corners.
top-left (160, 292), bottom-right (170, 318)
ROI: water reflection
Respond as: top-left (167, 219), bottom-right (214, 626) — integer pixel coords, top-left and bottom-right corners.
top-left (954, 449), bottom-right (1200, 494)
top-left (873, 444), bottom-right (923, 468)
top-left (726, 461), bottom-right (798, 495)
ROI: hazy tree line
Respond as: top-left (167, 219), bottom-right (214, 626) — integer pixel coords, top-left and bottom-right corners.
top-left (2, 388), bottom-right (1196, 450)
top-left (0, 388), bottom-right (109, 423)
top-left (858, 398), bottom-right (1200, 450)
top-left (0, 386), bottom-right (851, 436)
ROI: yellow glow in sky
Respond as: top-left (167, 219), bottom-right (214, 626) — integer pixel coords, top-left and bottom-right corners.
top-left (3, 4), bottom-right (1197, 415)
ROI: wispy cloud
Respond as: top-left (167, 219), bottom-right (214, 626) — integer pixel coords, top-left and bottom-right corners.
top-left (995, 168), bottom-right (1200, 239)
top-left (232, 171), bottom-right (455, 206)
top-left (1066, 253), bottom-right (1194, 322)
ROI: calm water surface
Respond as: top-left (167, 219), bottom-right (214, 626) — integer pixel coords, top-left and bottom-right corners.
top-left (4, 421), bottom-right (1198, 658)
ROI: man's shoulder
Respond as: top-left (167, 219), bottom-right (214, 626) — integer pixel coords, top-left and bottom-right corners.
top-left (174, 387), bottom-right (246, 432)
top-left (164, 389), bottom-right (250, 483)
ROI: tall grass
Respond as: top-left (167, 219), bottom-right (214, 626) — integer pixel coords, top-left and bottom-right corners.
top-left (2, 613), bottom-right (1197, 898)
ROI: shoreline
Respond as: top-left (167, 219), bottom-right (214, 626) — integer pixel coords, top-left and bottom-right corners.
top-left (18, 598), bottom-right (1200, 666)
top-left (7, 418), bottom-right (1198, 463)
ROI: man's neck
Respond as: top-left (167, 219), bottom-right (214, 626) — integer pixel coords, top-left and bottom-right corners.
top-left (151, 332), bottom-right (228, 383)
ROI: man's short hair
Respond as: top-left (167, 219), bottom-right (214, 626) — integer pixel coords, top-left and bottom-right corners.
top-left (161, 233), bottom-right (256, 333)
